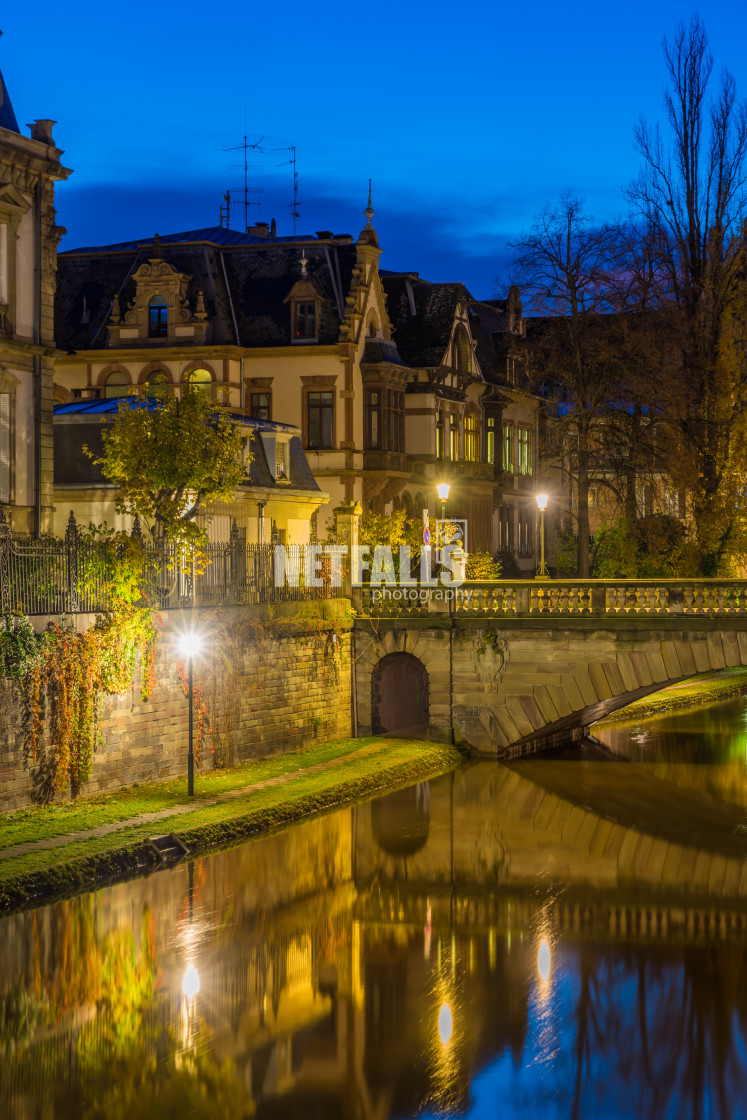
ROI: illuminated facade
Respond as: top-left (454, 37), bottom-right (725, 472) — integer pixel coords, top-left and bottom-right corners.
top-left (0, 67), bottom-right (70, 533)
top-left (54, 203), bottom-right (540, 563)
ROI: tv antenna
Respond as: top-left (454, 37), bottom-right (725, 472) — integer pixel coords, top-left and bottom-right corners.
top-left (275, 146), bottom-right (300, 234)
top-left (222, 135), bottom-right (266, 232)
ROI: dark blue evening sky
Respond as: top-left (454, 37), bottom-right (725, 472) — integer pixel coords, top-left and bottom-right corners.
top-left (4, 1), bottom-right (747, 298)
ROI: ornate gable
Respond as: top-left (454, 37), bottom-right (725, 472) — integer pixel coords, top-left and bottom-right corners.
top-left (108, 249), bottom-right (208, 347)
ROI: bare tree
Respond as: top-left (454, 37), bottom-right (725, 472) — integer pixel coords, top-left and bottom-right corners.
top-left (628, 14), bottom-right (747, 573)
top-left (511, 198), bottom-right (623, 576)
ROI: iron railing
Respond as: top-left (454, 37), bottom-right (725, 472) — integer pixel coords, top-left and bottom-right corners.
top-left (0, 511), bottom-right (343, 615)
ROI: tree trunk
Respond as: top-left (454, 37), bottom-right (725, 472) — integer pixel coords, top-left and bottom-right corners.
top-left (577, 436), bottom-right (591, 578)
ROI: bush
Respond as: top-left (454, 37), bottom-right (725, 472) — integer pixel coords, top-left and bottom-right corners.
top-left (465, 551), bottom-right (502, 580)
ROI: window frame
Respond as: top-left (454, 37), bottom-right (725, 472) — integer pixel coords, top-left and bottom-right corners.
top-left (464, 412), bottom-right (480, 462)
top-left (502, 422), bottom-right (514, 473)
top-left (306, 389), bottom-right (335, 449)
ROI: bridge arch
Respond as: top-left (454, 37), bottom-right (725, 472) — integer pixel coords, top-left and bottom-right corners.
top-left (355, 627), bottom-right (453, 741)
top-left (371, 652), bottom-right (429, 735)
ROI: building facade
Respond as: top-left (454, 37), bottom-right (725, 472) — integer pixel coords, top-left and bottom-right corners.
top-left (0, 67), bottom-right (70, 534)
top-left (54, 202), bottom-right (541, 566)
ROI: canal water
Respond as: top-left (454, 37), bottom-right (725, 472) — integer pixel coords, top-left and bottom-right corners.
top-left (2, 698), bottom-right (747, 1119)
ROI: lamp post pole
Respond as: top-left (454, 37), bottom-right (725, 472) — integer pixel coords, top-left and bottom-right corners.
top-left (187, 653), bottom-right (194, 797)
top-left (436, 482), bottom-right (450, 550)
top-left (536, 493), bottom-right (550, 580)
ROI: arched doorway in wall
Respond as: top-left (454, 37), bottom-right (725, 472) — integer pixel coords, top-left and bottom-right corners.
top-left (371, 652), bottom-right (429, 736)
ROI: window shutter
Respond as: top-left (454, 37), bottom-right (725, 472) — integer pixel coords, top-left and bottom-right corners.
top-left (0, 223), bottom-right (7, 305)
top-left (0, 393), bottom-right (10, 503)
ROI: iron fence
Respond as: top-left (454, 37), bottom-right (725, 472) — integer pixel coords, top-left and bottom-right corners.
top-left (0, 511), bottom-right (343, 615)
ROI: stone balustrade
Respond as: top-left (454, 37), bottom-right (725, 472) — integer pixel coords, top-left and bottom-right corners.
top-left (357, 579), bottom-right (747, 618)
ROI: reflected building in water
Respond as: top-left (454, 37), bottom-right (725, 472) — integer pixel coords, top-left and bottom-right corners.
top-left (2, 759), bottom-right (747, 1118)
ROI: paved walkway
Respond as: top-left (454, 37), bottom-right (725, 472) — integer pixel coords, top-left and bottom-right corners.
top-left (0, 741), bottom-right (389, 860)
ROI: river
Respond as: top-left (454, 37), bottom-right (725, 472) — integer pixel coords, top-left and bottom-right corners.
top-left (1, 696), bottom-right (747, 1119)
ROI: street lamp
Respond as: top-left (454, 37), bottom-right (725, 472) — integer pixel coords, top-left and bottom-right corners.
top-left (178, 631), bottom-right (202, 796)
top-left (436, 482), bottom-right (450, 522)
top-left (535, 493), bottom-right (550, 580)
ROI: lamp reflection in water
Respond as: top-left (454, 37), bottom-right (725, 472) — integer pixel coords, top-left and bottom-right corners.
top-left (183, 964), bottom-right (200, 999)
top-left (537, 938), bottom-right (551, 982)
top-left (438, 1002), bottom-right (453, 1046)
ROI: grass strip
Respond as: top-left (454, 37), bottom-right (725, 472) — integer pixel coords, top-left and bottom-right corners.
top-left (0, 737), bottom-right (387, 849)
top-left (596, 667), bottom-right (747, 726)
top-left (0, 739), bottom-right (463, 916)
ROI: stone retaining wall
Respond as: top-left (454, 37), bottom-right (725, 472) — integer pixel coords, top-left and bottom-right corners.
top-left (0, 604), bottom-right (352, 813)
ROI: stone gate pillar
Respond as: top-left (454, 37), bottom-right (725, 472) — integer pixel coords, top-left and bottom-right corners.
top-left (333, 500), bottom-right (362, 599)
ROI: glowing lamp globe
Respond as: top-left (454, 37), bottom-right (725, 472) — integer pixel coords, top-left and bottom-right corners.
top-left (436, 483), bottom-right (450, 503)
top-left (178, 632), bottom-right (202, 659)
top-left (535, 493), bottom-right (549, 512)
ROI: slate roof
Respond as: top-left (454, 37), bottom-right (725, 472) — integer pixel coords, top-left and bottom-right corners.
top-left (0, 68), bottom-right (20, 134)
top-left (55, 230), bottom-right (360, 352)
top-left (382, 275), bottom-right (474, 367)
top-left (468, 300), bottom-right (526, 386)
top-left (53, 400), bottom-right (320, 493)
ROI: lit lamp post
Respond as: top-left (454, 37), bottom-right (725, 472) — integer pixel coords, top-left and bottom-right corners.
top-left (536, 493), bottom-right (550, 580)
top-left (436, 482), bottom-right (450, 521)
top-left (178, 631), bottom-right (202, 796)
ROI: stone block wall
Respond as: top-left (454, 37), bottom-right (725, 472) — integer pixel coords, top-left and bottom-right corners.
top-left (0, 604), bottom-right (352, 813)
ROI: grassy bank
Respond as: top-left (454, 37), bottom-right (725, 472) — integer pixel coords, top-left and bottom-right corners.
top-left (0, 737), bottom-right (463, 915)
top-left (595, 667), bottom-right (747, 727)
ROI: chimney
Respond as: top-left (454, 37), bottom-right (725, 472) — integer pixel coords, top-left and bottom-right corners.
top-left (27, 119), bottom-right (56, 145)
top-left (248, 221), bottom-right (270, 237)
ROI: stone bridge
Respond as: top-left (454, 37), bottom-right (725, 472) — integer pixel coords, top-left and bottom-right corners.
top-left (352, 579), bottom-right (747, 756)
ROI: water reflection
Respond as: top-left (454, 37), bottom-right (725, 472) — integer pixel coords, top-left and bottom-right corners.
top-left (2, 702), bottom-right (747, 1118)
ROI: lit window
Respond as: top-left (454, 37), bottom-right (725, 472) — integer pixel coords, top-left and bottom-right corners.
top-left (465, 414), bottom-right (480, 462)
top-left (502, 422), bottom-right (514, 472)
top-left (185, 368), bottom-right (212, 396)
top-left (275, 442), bottom-right (290, 480)
top-left (449, 414), bottom-right (458, 460)
top-left (105, 371), bottom-right (129, 398)
top-left (0, 393), bottom-right (10, 503)
top-left (486, 417), bottom-right (495, 465)
top-left (295, 302), bottom-right (317, 340)
top-left (518, 427), bottom-right (533, 476)
top-left (148, 295), bottom-right (168, 338)
top-left (307, 390), bottom-right (333, 448)
top-left (251, 392), bottom-right (271, 420)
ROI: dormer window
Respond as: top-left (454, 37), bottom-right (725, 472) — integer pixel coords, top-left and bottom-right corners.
top-left (275, 442), bottom-right (290, 481)
top-left (148, 295), bottom-right (168, 338)
top-left (295, 302), bottom-right (316, 340)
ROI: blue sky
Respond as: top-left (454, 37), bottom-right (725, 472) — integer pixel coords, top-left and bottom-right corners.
top-left (4, 1), bottom-right (747, 297)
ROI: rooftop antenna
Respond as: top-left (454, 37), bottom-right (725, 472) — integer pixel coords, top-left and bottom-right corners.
top-left (275, 145), bottom-right (299, 234)
top-left (219, 190), bottom-right (231, 229)
top-left (223, 135), bottom-right (266, 233)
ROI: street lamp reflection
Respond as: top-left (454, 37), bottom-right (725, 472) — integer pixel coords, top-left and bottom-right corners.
top-left (537, 939), bottom-right (551, 982)
top-left (438, 1001), bottom-right (453, 1045)
top-left (182, 964), bottom-right (200, 999)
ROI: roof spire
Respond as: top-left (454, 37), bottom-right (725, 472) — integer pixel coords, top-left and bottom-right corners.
top-left (0, 32), bottom-right (21, 135)
top-left (299, 248), bottom-right (308, 277)
top-left (153, 233), bottom-right (161, 259)
top-left (365, 179), bottom-right (374, 227)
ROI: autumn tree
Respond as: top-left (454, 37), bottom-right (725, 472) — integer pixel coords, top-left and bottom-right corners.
top-left (628, 14), bottom-right (747, 573)
top-left (88, 389), bottom-right (248, 557)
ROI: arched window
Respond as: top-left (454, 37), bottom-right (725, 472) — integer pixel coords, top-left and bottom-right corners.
top-left (105, 370), bottom-right (130, 398)
top-left (145, 371), bottom-right (171, 400)
top-left (465, 413), bottom-right (480, 461)
top-left (148, 295), bottom-right (168, 338)
top-left (185, 368), bottom-right (212, 397)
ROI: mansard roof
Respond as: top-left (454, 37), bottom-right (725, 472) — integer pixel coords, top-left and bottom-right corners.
top-left (0, 68), bottom-right (20, 134)
top-left (55, 230), bottom-right (360, 351)
top-left (381, 273), bottom-right (474, 368)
